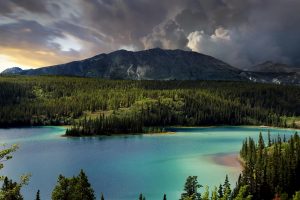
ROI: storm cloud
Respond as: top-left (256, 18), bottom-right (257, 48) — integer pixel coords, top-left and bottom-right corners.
top-left (0, 0), bottom-right (299, 71)
top-left (142, 20), bottom-right (189, 50)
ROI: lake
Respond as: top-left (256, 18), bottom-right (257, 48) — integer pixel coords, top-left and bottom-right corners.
top-left (0, 126), bottom-right (298, 200)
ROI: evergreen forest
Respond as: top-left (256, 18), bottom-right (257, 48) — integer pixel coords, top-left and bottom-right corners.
top-left (0, 75), bottom-right (299, 136)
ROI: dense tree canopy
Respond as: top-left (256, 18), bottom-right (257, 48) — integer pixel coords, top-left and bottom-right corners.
top-left (180, 176), bottom-right (202, 200)
top-left (0, 177), bottom-right (23, 200)
top-left (238, 133), bottom-right (300, 199)
top-left (0, 76), bottom-right (299, 135)
top-left (52, 169), bottom-right (95, 200)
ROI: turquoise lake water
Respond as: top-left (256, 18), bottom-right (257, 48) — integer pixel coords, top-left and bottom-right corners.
top-left (0, 126), bottom-right (299, 200)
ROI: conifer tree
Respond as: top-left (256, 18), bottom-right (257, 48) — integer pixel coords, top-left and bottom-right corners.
top-left (0, 177), bottom-right (23, 200)
top-left (211, 187), bottom-right (218, 200)
top-left (180, 176), bottom-right (202, 200)
top-left (52, 170), bottom-right (95, 200)
top-left (35, 190), bottom-right (41, 200)
top-left (202, 186), bottom-right (209, 200)
top-left (100, 193), bottom-right (104, 200)
top-left (138, 193), bottom-right (145, 200)
top-left (76, 169), bottom-right (95, 200)
top-left (223, 175), bottom-right (231, 196)
top-left (163, 194), bottom-right (167, 200)
top-left (233, 185), bottom-right (252, 200)
top-left (268, 131), bottom-right (272, 147)
top-left (218, 184), bottom-right (223, 199)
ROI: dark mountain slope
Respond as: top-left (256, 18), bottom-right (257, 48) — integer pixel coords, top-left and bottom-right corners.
top-left (246, 61), bottom-right (300, 73)
top-left (3, 48), bottom-right (245, 81)
top-left (240, 61), bottom-right (300, 85)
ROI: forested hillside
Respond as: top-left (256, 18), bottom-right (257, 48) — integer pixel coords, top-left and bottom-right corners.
top-left (237, 132), bottom-right (300, 200)
top-left (0, 75), bottom-right (299, 135)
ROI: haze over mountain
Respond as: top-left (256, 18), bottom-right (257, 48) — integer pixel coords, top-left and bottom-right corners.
top-left (237, 61), bottom-right (300, 85)
top-left (246, 61), bottom-right (300, 73)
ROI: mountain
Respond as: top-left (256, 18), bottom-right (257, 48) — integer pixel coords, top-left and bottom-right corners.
top-left (239, 61), bottom-right (300, 85)
top-left (246, 61), bottom-right (300, 73)
top-left (1, 67), bottom-right (23, 74)
top-left (1, 48), bottom-right (245, 81)
top-left (240, 71), bottom-right (300, 85)
top-left (2, 49), bottom-right (300, 85)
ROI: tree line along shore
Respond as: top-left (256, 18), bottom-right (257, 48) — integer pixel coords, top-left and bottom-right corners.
top-left (0, 76), bottom-right (299, 136)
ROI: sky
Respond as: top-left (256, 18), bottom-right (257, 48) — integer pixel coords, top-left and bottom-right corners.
top-left (0, 0), bottom-right (300, 72)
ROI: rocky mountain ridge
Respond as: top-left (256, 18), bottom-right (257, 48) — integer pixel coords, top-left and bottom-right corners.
top-left (1, 48), bottom-right (300, 85)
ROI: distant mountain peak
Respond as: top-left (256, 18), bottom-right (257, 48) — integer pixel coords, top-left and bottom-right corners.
top-left (1, 67), bottom-right (23, 74)
top-left (260, 61), bottom-right (274, 65)
top-left (145, 47), bottom-right (164, 51)
top-left (248, 61), bottom-right (299, 73)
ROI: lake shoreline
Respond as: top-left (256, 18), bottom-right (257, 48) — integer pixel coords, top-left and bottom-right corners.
top-left (169, 124), bottom-right (299, 130)
top-left (0, 124), bottom-right (298, 138)
top-left (61, 131), bottom-right (176, 138)
top-left (62, 124), bottom-right (300, 137)
top-left (207, 153), bottom-right (244, 170)
top-left (1, 126), bottom-right (298, 200)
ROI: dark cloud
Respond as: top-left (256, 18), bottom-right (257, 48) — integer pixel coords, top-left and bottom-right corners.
top-left (79, 0), bottom-right (170, 45)
top-left (10, 0), bottom-right (50, 13)
top-left (0, 0), bottom-right (299, 68)
top-left (0, 1), bottom-right (14, 14)
top-left (175, 8), bottom-right (211, 34)
top-left (0, 20), bottom-right (62, 49)
top-left (53, 21), bottom-right (109, 45)
top-left (142, 20), bottom-right (190, 50)
top-left (180, 0), bottom-right (300, 67)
